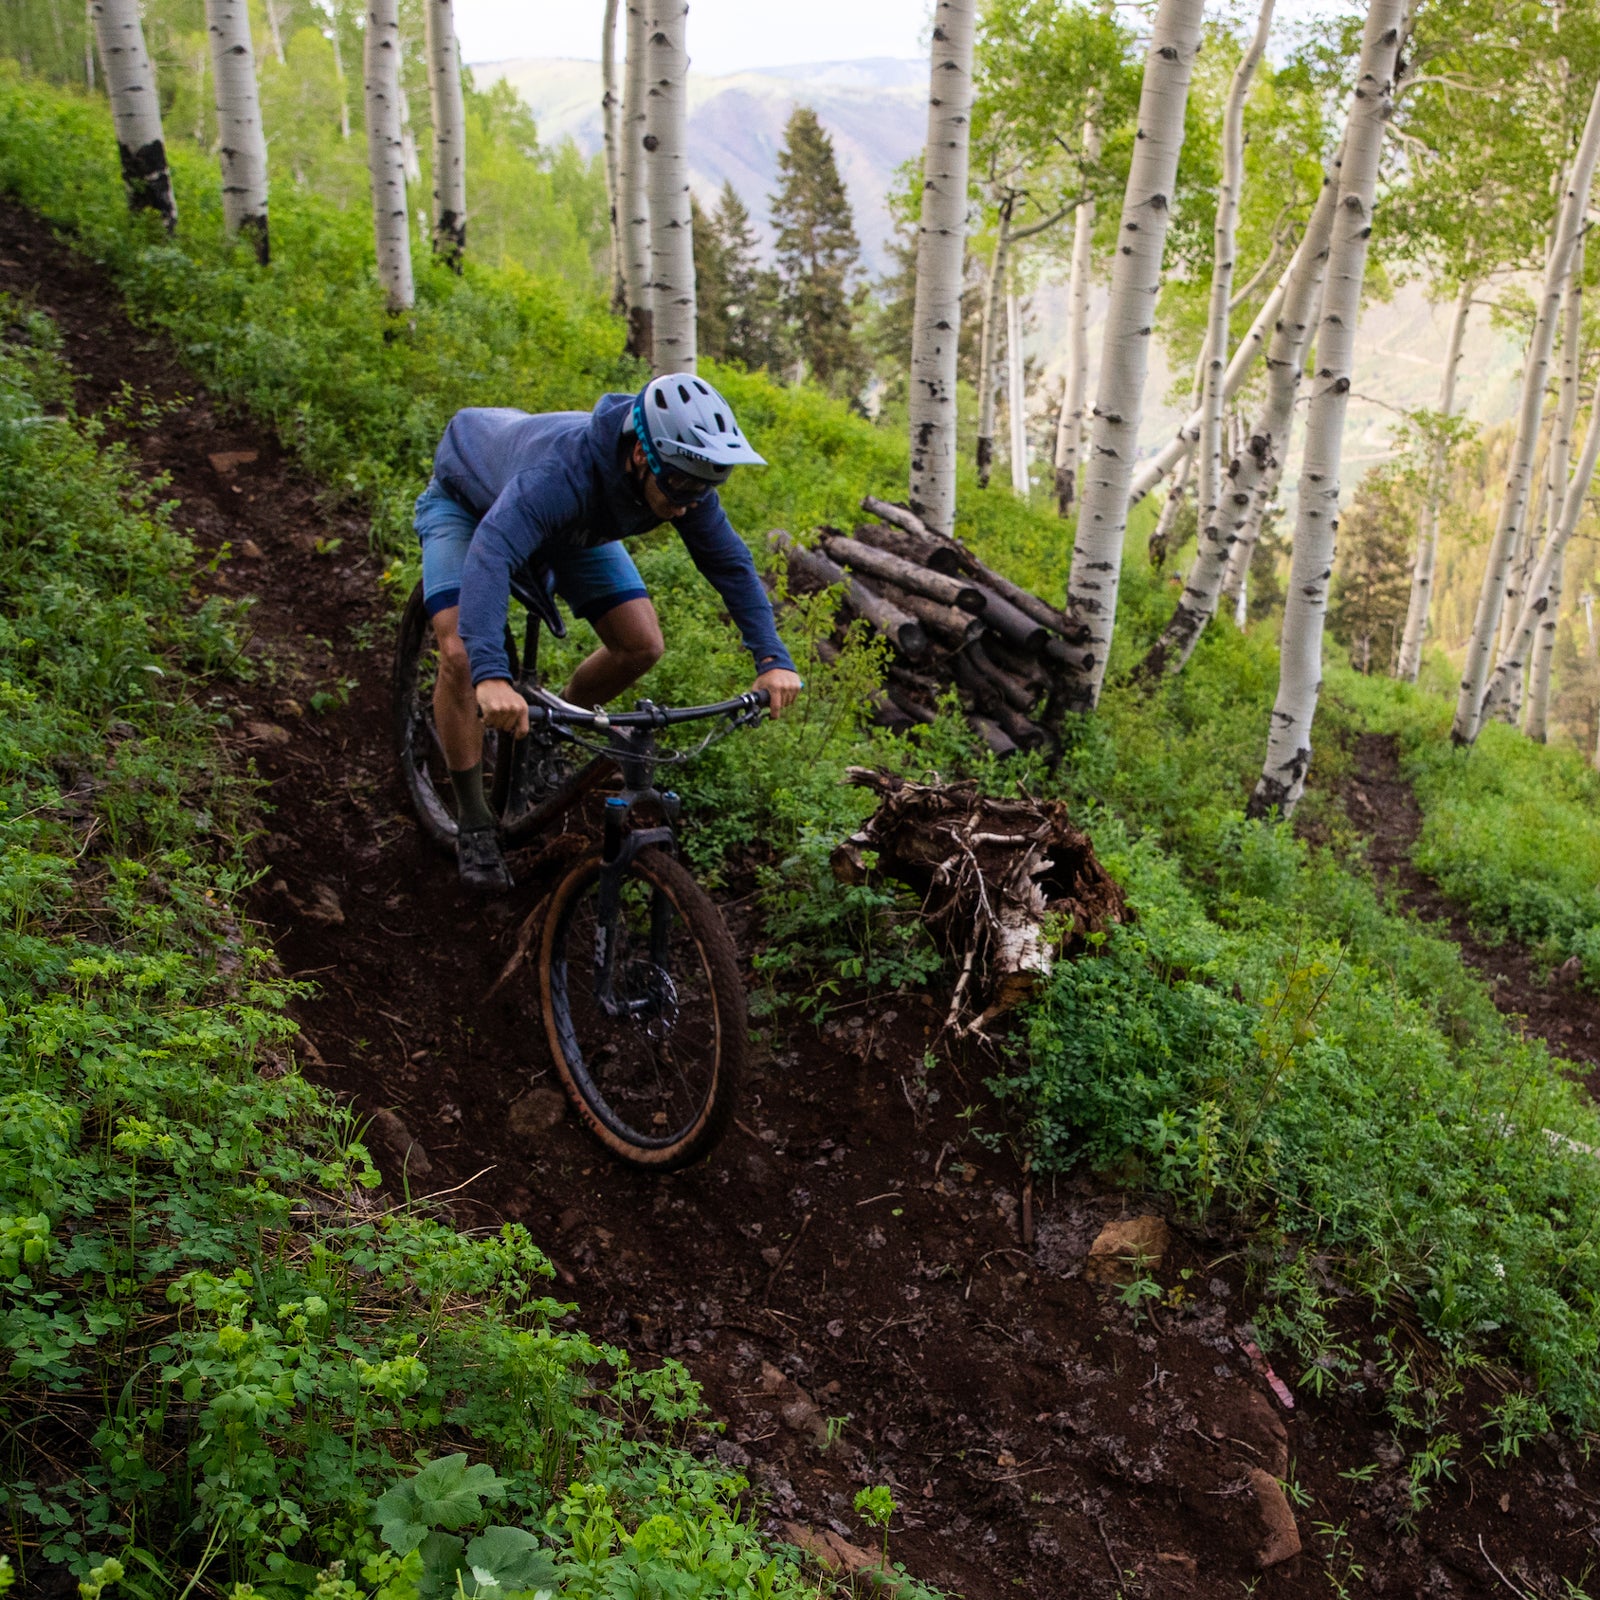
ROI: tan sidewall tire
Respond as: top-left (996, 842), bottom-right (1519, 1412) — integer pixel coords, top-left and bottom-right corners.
top-left (539, 848), bottom-right (745, 1169)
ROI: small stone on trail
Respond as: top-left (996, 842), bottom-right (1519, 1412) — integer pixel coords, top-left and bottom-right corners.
top-left (1085, 1215), bottom-right (1169, 1284)
top-left (1156, 1552), bottom-right (1197, 1577)
top-left (760, 1246), bottom-right (783, 1268)
top-left (209, 448), bottom-right (259, 474)
top-left (1246, 1467), bottom-right (1301, 1568)
top-left (367, 1108), bottom-right (432, 1179)
top-left (245, 720), bottom-right (291, 746)
top-left (780, 1523), bottom-right (883, 1578)
top-left (304, 884), bottom-right (344, 925)
top-left (1560, 953), bottom-right (1584, 983)
top-left (239, 539), bottom-right (264, 559)
top-left (507, 1086), bottom-right (567, 1136)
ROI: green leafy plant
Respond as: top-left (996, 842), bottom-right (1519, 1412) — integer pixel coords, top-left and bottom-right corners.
top-left (853, 1484), bottom-right (897, 1572)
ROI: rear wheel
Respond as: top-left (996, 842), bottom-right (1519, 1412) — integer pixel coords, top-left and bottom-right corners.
top-left (393, 582), bottom-right (517, 850)
top-left (538, 848), bottom-right (745, 1169)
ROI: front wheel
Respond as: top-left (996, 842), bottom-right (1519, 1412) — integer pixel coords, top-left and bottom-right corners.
top-left (539, 849), bottom-right (745, 1169)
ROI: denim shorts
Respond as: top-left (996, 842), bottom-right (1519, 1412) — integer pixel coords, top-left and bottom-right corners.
top-left (414, 478), bottom-right (650, 622)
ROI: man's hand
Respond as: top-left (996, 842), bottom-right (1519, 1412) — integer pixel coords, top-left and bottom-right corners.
top-left (753, 667), bottom-right (803, 719)
top-left (475, 678), bottom-right (529, 738)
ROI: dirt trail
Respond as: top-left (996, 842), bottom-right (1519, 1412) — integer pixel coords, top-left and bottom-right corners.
top-left (11, 197), bottom-right (1600, 1597)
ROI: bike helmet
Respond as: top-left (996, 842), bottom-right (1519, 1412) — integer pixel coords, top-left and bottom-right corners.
top-left (630, 373), bottom-right (767, 487)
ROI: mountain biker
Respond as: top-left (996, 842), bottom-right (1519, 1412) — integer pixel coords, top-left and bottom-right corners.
top-left (415, 372), bottom-right (803, 892)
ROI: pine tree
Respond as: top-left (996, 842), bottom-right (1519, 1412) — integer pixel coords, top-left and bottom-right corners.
top-left (769, 106), bottom-right (863, 391)
top-left (693, 183), bottom-right (781, 371)
top-left (1328, 466), bottom-right (1416, 674)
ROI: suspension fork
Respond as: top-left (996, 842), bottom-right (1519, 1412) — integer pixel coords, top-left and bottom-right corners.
top-left (592, 786), bottom-right (679, 1017)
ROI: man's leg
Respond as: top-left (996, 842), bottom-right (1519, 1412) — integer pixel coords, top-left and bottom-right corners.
top-left (430, 605), bottom-right (509, 892)
top-left (563, 597), bottom-right (664, 707)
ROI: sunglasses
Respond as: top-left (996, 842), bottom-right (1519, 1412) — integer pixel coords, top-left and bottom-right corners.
top-left (633, 447), bottom-right (712, 507)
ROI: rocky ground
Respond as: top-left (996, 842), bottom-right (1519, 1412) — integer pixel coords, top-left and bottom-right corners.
top-left (10, 196), bottom-right (1600, 1597)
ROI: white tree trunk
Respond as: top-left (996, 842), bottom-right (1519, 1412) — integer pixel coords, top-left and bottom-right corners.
top-left (1052, 109), bottom-right (1099, 516)
top-left (1525, 543), bottom-right (1564, 741)
top-left (908, 0), bottom-right (978, 540)
top-left (975, 215), bottom-right (1011, 488)
top-left (1147, 449), bottom-right (1192, 570)
top-left (1248, 0), bottom-right (1405, 818)
top-left (602, 0), bottom-right (625, 311)
top-left (1141, 128), bottom-right (1341, 677)
top-left (1452, 77), bottom-right (1600, 744)
top-left (330, 23), bottom-right (352, 140)
top-left (263, 0), bottom-right (285, 65)
top-left (425, 0), bottom-right (467, 267)
top-left (90, 0), bottom-right (176, 229)
top-left (1197, 0), bottom-right (1275, 538)
top-left (1395, 279), bottom-right (1472, 680)
top-left (204, 0), bottom-right (269, 261)
top-left (85, 0), bottom-right (96, 89)
top-left (1058, 0), bottom-right (1206, 711)
top-left (1480, 395), bottom-right (1600, 726)
top-left (1007, 278), bottom-right (1029, 494)
top-left (364, 0), bottom-right (414, 313)
top-left (399, 84), bottom-right (421, 183)
top-left (646, 0), bottom-right (695, 375)
top-left (621, 0), bottom-right (653, 357)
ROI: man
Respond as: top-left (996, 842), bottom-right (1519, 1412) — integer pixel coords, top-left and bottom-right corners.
top-left (415, 372), bottom-right (803, 891)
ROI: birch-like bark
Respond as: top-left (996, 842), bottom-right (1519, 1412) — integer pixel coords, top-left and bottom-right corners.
top-left (1525, 543), bottom-right (1564, 740)
top-left (975, 213), bottom-right (1011, 489)
top-left (1395, 279), bottom-right (1472, 680)
top-left (1053, 109), bottom-right (1099, 516)
top-left (1480, 394), bottom-right (1600, 725)
top-left (330, 23), bottom-right (352, 140)
top-left (602, 0), bottom-right (625, 311)
top-left (908, 0), bottom-right (978, 540)
top-left (621, 0), bottom-right (652, 356)
top-left (1140, 131), bottom-right (1340, 677)
top-left (204, 0), bottom-right (269, 262)
top-left (1198, 0), bottom-right (1276, 538)
top-left (1058, 0), bottom-right (1206, 711)
top-left (426, 0), bottom-right (467, 267)
top-left (1452, 77), bottom-right (1600, 745)
top-left (1147, 450), bottom-right (1192, 571)
top-left (264, 0), bottom-right (285, 65)
top-left (399, 84), bottom-right (421, 183)
top-left (85, 0), bottom-right (95, 90)
top-left (1248, 0), bottom-right (1405, 818)
top-left (90, 0), bottom-right (177, 229)
top-left (1127, 261), bottom-right (1291, 508)
top-left (646, 0), bottom-right (695, 375)
top-left (364, 0), bottom-right (414, 313)
top-left (1007, 278), bottom-right (1029, 494)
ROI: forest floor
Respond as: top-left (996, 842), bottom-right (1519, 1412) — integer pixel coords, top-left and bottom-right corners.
top-left (11, 198), bottom-right (1600, 1599)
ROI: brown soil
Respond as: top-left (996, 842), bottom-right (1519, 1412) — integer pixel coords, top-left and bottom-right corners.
top-left (1343, 731), bottom-right (1600, 1083)
top-left (12, 196), bottom-right (1600, 1598)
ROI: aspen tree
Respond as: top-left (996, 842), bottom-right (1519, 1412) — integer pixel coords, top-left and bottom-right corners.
top-left (1452, 77), bottom-right (1600, 745)
top-left (1007, 277), bottom-right (1028, 493)
top-left (1052, 107), bottom-right (1099, 515)
top-left (621, 0), bottom-right (652, 355)
top-left (602, 0), bottom-right (624, 310)
top-left (364, 0), bottom-right (414, 313)
top-left (203, 0), bottom-right (269, 262)
top-left (646, 0), bottom-right (695, 374)
top-left (1395, 280), bottom-right (1472, 681)
top-left (1058, 0), bottom-right (1205, 710)
top-left (424, 0), bottom-right (467, 267)
top-left (90, 0), bottom-right (177, 230)
top-left (1248, 0), bottom-right (1406, 819)
top-left (908, 0), bottom-right (978, 540)
top-left (1141, 142), bottom-right (1339, 678)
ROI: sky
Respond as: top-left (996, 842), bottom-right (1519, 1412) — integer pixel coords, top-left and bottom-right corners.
top-left (456, 0), bottom-right (1352, 78)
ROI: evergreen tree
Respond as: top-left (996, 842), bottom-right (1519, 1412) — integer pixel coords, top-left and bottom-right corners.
top-left (693, 182), bottom-right (781, 371)
top-left (769, 106), bottom-right (863, 391)
top-left (1329, 465), bottom-right (1416, 674)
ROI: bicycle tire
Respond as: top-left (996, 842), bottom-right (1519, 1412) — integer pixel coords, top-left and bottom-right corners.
top-left (538, 848), bottom-right (745, 1169)
top-left (393, 582), bottom-right (518, 852)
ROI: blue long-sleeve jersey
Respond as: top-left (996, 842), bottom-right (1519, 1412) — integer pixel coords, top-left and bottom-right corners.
top-left (445, 393), bottom-right (794, 685)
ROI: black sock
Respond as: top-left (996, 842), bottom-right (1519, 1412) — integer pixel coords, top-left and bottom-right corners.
top-left (449, 761), bottom-right (496, 832)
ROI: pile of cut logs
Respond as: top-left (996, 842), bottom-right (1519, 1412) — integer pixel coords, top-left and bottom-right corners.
top-left (769, 496), bottom-right (1087, 757)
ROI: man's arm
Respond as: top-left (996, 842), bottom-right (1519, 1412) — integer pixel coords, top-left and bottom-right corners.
top-left (674, 496), bottom-right (797, 675)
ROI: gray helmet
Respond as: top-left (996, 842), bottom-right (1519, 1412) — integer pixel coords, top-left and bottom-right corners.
top-left (631, 373), bottom-right (767, 486)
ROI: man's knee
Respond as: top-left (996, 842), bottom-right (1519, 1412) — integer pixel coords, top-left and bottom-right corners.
top-left (614, 632), bottom-right (664, 675)
top-left (431, 617), bottom-right (474, 693)
top-left (596, 599), bottom-right (664, 675)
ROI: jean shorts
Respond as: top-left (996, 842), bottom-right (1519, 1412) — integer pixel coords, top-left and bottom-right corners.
top-left (414, 478), bottom-right (650, 622)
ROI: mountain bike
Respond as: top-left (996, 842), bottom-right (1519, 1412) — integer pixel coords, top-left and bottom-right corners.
top-left (393, 575), bottom-right (768, 1170)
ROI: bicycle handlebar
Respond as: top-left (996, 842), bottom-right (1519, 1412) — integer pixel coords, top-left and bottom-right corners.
top-left (522, 686), bottom-right (771, 730)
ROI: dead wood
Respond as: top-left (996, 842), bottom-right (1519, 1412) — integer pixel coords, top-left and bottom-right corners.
top-left (770, 530), bottom-right (927, 658)
top-left (850, 519), bottom-right (942, 567)
top-left (833, 772), bottom-right (1128, 1023)
top-left (819, 533), bottom-right (986, 613)
top-left (876, 580), bottom-right (987, 646)
top-left (969, 582), bottom-right (1051, 655)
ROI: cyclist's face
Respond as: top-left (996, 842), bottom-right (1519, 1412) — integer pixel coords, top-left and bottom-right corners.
top-left (629, 443), bottom-right (710, 517)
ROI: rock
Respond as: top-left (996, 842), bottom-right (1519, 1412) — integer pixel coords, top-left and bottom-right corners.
top-left (1156, 1552), bottom-right (1197, 1578)
top-left (758, 1362), bottom-right (829, 1448)
top-left (239, 539), bottom-right (264, 559)
top-left (1237, 1386), bottom-right (1290, 1477)
top-left (244, 720), bottom-right (291, 746)
top-left (507, 1086), bottom-right (567, 1136)
top-left (1246, 1468), bottom-right (1301, 1568)
top-left (209, 448), bottom-right (259, 475)
top-left (1560, 953), bottom-right (1585, 983)
top-left (781, 1522), bottom-right (881, 1577)
top-left (1085, 1215), bottom-right (1170, 1284)
top-left (367, 1108), bottom-right (432, 1178)
top-left (304, 884), bottom-right (344, 925)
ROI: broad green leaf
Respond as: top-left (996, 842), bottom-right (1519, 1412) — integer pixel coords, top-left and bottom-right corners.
top-left (462, 1526), bottom-right (556, 1595)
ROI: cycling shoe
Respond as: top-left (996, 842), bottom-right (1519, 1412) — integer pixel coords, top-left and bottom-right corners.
top-left (457, 825), bottom-right (513, 894)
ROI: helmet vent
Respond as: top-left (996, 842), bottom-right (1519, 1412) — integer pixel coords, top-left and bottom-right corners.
top-left (676, 383), bottom-right (692, 403)
top-left (713, 412), bottom-right (726, 431)
top-left (653, 389), bottom-right (669, 408)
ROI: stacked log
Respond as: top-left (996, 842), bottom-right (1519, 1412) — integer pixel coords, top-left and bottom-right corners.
top-left (770, 497), bottom-right (1087, 756)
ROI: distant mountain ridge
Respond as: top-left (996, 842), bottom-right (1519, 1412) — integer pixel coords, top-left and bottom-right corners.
top-left (470, 56), bottom-right (926, 275)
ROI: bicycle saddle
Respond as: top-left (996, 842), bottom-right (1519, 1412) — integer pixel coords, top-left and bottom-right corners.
top-left (508, 565), bottom-right (568, 640)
